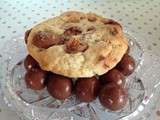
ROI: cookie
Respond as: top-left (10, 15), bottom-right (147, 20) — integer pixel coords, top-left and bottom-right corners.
top-left (26, 11), bottom-right (128, 78)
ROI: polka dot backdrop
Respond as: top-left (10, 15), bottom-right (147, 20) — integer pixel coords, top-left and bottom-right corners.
top-left (0, 0), bottom-right (160, 120)
top-left (0, 0), bottom-right (160, 56)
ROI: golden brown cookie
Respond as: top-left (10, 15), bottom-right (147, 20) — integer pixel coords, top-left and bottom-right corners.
top-left (26, 11), bottom-right (128, 78)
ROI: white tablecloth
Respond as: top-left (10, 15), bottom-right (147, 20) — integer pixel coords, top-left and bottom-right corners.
top-left (0, 0), bottom-right (160, 120)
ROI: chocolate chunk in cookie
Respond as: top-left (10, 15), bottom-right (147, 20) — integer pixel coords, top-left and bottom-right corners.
top-left (64, 27), bottom-right (82, 36)
top-left (32, 31), bottom-right (64, 49)
top-left (87, 14), bottom-right (97, 22)
top-left (110, 27), bottom-right (119, 36)
top-left (65, 38), bottom-right (88, 54)
top-left (102, 19), bottom-right (122, 29)
top-left (87, 26), bottom-right (96, 32)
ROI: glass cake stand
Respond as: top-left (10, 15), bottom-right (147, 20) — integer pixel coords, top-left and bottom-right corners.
top-left (1, 28), bottom-right (160, 120)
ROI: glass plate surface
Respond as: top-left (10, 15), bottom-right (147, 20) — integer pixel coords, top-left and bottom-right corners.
top-left (1, 29), bottom-right (160, 120)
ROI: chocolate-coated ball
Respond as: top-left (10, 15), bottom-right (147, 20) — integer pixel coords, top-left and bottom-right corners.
top-left (75, 77), bottom-right (100, 102)
top-left (99, 69), bottom-right (125, 87)
top-left (24, 55), bottom-right (39, 70)
top-left (47, 74), bottom-right (72, 100)
top-left (99, 83), bottom-right (128, 111)
top-left (117, 54), bottom-right (135, 76)
top-left (25, 68), bottom-right (47, 90)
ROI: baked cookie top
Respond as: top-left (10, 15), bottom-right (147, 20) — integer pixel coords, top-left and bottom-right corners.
top-left (26, 11), bottom-right (128, 78)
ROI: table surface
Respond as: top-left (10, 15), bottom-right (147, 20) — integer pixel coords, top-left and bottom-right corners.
top-left (0, 0), bottom-right (160, 120)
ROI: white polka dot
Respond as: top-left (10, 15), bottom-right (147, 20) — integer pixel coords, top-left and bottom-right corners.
top-left (42, 16), bottom-right (46, 19)
top-left (20, 3), bottom-right (24, 6)
top-left (17, 21), bottom-right (21, 24)
top-left (114, 3), bottom-right (118, 6)
top-left (22, 13), bottom-right (26, 16)
top-left (122, 7), bottom-right (126, 9)
top-left (128, 22), bottom-right (132, 25)
top-left (118, 18), bottom-right (122, 21)
top-left (102, 11), bottom-right (106, 14)
top-left (134, 18), bottom-right (138, 20)
top-left (2, 21), bottom-right (6, 24)
top-left (36, 13), bottom-right (40, 15)
top-left (141, 4), bottom-right (145, 7)
top-left (27, 17), bottom-right (31, 20)
top-left (127, 4), bottom-right (132, 6)
top-left (33, 21), bottom-right (37, 24)
top-left (23, 25), bottom-right (27, 28)
top-left (145, 11), bottom-right (149, 13)
top-left (116, 10), bottom-right (120, 13)
top-left (3, 10), bottom-right (7, 12)
top-left (12, 31), bottom-right (16, 33)
top-left (133, 1), bottom-right (137, 4)
top-left (100, 4), bottom-right (104, 7)
top-left (154, 5), bottom-right (157, 7)
top-left (8, 13), bottom-right (11, 16)
top-left (73, 3), bottom-right (78, 6)
top-left (1, 36), bottom-right (5, 39)
top-left (110, 15), bottom-right (114, 18)
top-left (144, 22), bottom-right (148, 25)
top-left (25, 6), bottom-right (29, 9)
top-left (140, 14), bottom-right (143, 17)
top-left (80, 8), bottom-right (84, 10)
top-left (125, 14), bottom-right (129, 16)
top-left (131, 10), bottom-right (135, 13)
top-left (148, 32), bottom-right (152, 35)
top-left (153, 27), bottom-right (157, 30)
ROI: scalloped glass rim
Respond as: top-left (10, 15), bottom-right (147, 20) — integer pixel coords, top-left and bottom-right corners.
top-left (1, 28), bottom-right (160, 120)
